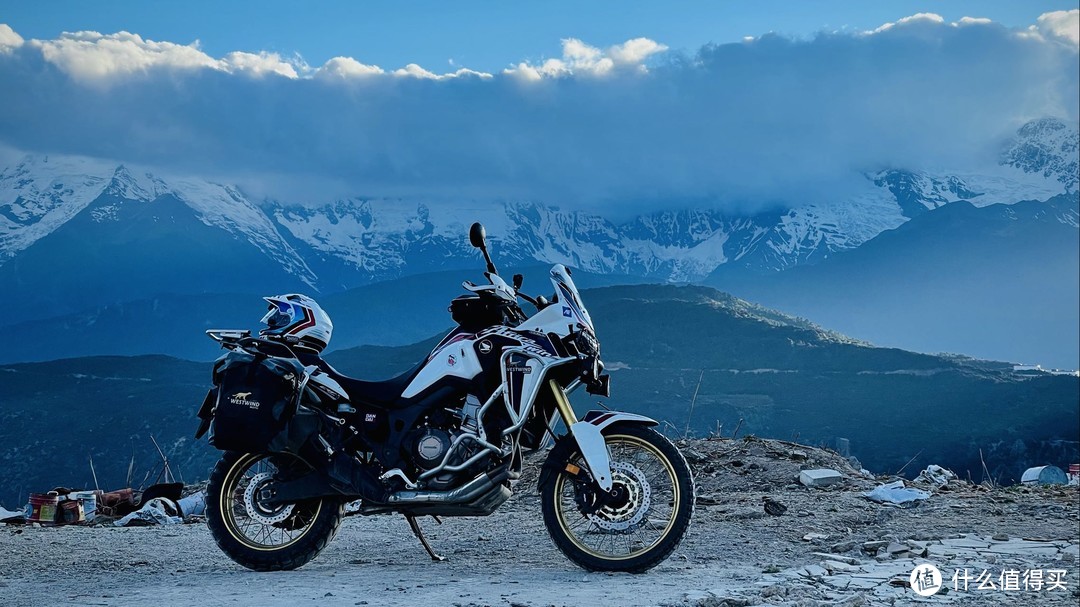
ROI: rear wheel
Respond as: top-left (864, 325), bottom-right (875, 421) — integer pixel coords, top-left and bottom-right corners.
top-left (206, 451), bottom-right (344, 571)
top-left (540, 423), bottom-right (694, 573)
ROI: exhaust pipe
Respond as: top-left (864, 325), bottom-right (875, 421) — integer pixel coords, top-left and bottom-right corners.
top-left (387, 467), bottom-right (509, 506)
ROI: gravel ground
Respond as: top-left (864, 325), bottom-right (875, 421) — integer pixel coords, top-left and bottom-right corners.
top-left (2, 437), bottom-right (1077, 607)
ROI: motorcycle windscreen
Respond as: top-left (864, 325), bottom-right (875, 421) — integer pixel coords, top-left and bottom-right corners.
top-left (549, 264), bottom-right (594, 332)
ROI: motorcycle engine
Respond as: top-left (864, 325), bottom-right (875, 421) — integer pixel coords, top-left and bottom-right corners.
top-left (410, 408), bottom-right (486, 490)
top-left (413, 427), bottom-right (453, 470)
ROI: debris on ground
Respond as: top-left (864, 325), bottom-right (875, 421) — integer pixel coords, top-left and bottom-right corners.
top-left (1022, 465), bottom-right (1069, 485)
top-left (915, 464), bottom-right (957, 489)
top-left (799, 468), bottom-right (843, 488)
top-left (762, 496), bottom-right (787, 516)
top-left (2, 435), bottom-right (1077, 606)
top-left (114, 497), bottom-right (182, 527)
top-left (3, 483), bottom-right (207, 527)
top-left (862, 480), bottom-right (931, 507)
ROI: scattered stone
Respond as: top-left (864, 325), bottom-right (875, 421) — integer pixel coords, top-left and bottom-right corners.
top-left (799, 469), bottom-right (843, 488)
top-left (861, 540), bottom-right (889, 554)
top-left (759, 586), bottom-right (785, 598)
top-left (799, 564), bottom-right (829, 578)
top-left (830, 541), bottom-right (857, 553)
top-left (822, 559), bottom-right (857, 573)
top-left (762, 497), bottom-right (787, 516)
top-left (886, 542), bottom-right (909, 555)
top-left (813, 552), bottom-right (861, 566)
top-left (803, 533), bottom-right (829, 542)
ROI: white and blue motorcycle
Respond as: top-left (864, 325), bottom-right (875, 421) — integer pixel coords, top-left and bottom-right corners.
top-left (195, 222), bottom-right (694, 573)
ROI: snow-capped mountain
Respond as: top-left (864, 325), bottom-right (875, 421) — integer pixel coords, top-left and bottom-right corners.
top-left (1001, 117), bottom-right (1079, 191)
top-left (0, 118), bottom-right (1075, 324)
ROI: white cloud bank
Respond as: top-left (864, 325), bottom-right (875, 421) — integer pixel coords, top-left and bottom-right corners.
top-left (0, 12), bottom-right (1076, 209)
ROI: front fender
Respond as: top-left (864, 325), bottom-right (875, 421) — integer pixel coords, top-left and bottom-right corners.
top-left (538, 411), bottom-right (659, 493)
top-left (580, 410), bottom-right (658, 432)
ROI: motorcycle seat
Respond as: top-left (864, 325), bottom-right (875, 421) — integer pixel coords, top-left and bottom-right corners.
top-left (303, 354), bottom-right (426, 409)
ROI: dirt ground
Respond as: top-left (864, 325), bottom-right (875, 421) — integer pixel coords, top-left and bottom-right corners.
top-left (2, 436), bottom-right (1078, 607)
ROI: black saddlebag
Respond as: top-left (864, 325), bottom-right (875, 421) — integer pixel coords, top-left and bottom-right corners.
top-left (208, 351), bottom-right (308, 453)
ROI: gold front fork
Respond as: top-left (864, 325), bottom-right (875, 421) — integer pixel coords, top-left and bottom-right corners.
top-left (549, 379), bottom-right (578, 425)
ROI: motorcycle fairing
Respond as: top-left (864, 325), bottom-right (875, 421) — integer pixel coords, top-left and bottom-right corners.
top-left (401, 331), bottom-right (484, 399)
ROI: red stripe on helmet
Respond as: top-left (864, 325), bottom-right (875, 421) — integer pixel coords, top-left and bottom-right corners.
top-left (286, 307), bottom-right (316, 335)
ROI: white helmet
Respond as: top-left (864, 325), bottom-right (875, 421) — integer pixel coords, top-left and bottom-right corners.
top-left (259, 294), bottom-right (333, 353)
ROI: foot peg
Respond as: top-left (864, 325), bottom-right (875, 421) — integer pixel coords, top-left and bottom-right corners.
top-left (405, 515), bottom-right (446, 562)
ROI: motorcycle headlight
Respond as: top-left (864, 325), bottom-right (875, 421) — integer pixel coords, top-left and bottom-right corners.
top-left (574, 329), bottom-right (599, 358)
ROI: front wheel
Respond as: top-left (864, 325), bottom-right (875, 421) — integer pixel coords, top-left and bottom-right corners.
top-left (540, 423), bottom-right (695, 573)
top-left (206, 451), bottom-right (344, 571)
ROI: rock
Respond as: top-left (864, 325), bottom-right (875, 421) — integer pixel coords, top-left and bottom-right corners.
top-left (822, 559), bottom-right (857, 572)
top-left (814, 552), bottom-right (861, 565)
top-left (799, 564), bottom-right (829, 578)
top-left (685, 592), bottom-right (753, 607)
top-left (803, 533), bottom-right (829, 542)
top-left (992, 533), bottom-right (1010, 541)
top-left (759, 586), bottom-right (785, 598)
top-left (830, 541), bottom-right (857, 553)
top-left (886, 542), bottom-right (910, 555)
top-left (763, 497), bottom-right (787, 516)
top-left (799, 469), bottom-right (843, 488)
top-left (861, 540), bottom-right (889, 553)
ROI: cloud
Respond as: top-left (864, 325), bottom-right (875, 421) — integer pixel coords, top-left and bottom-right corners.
top-left (870, 12), bottom-right (945, 34)
top-left (1036, 9), bottom-right (1080, 45)
top-left (29, 31), bottom-right (217, 82)
top-left (316, 56), bottom-right (385, 79)
top-left (0, 24), bottom-right (23, 52)
top-left (221, 51), bottom-right (299, 78)
top-left (504, 37), bottom-right (668, 80)
top-left (0, 14), bottom-right (1076, 212)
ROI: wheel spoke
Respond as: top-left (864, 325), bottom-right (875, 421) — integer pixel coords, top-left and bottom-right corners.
top-left (221, 453), bottom-right (322, 550)
top-left (553, 433), bottom-right (684, 561)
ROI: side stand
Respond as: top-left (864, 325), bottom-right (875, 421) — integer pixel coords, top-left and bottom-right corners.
top-left (405, 514), bottom-right (446, 562)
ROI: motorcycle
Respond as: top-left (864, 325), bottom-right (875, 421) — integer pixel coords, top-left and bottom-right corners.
top-left (194, 222), bottom-right (694, 572)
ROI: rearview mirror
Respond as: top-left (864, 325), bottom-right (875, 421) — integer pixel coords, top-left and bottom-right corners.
top-left (469, 223), bottom-right (487, 248)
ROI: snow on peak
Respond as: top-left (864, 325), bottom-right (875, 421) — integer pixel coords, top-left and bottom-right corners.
top-left (0, 154), bottom-right (113, 259)
top-left (1001, 117), bottom-right (1079, 191)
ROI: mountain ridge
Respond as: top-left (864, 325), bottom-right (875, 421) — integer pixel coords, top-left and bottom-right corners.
top-left (1, 118), bottom-right (1073, 302)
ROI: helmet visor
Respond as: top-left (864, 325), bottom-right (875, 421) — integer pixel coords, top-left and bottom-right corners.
top-left (261, 301), bottom-right (293, 330)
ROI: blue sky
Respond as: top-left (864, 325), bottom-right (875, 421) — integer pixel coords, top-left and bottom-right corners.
top-left (0, 4), bottom-right (1077, 208)
top-left (2, 0), bottom-right (1075, 72)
